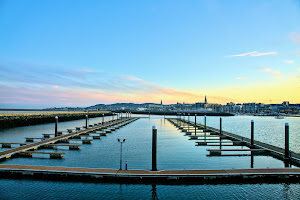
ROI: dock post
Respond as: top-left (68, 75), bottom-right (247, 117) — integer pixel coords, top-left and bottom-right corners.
top-left (188, 113), bottom-right (190, 133)
top-left (86, 115), bottom-right (88, 129)
top-left (251, 120), bottom-right (254, 147)
top-left (55, 116), bottom-right (58, 137)
top-left (285, 123), bottom-right (290, 159)
top-left (112, 113), bottom-right (114, 121)
top-left (204, 115), bottom-right (206, 141)
top-left (180, 113), bottom-right (181, 127)
top-left (152, 125), bottom-right (157, 171)
top-left (194, 114), bottom-right (197, 135)
top-left (149, 112), bottom-right (150, 118)
top-left (102, 114), bottom-right (104, 124)
top-left (220, 117), bottom-right (222, 135)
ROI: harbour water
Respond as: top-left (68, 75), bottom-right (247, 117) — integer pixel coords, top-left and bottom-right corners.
top-left (0, 115), bottom-right (299, 199)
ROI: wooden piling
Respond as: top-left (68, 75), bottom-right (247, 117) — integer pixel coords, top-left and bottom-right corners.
top-left (55, 116), bottom-right (58, 137)
top-left (285, 123), bottom-right (289, 159)
top-left (251, 120), bottom-right (254, 147)
top-left (152, 125), bottom-right (157, 171)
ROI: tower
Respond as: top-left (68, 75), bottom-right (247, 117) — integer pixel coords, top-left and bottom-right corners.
top-left (204, 95), bottom-right (207, 104)
top-left (161, 100), bottom-right (162, 105)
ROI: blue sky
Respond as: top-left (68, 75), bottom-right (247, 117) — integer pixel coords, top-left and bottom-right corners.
top-left (0, 0), bottom-right (299, 108)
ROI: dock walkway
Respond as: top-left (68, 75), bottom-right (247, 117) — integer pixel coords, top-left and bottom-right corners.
top-left (167, 118), bottom-right (300, 165)
top-left (0, 165), bottom-right (299, 184)
top-left (0, 118), bottom-right (137, 161)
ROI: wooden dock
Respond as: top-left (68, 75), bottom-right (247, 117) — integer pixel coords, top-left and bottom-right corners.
top-left (167, 118), bottom-right (300, 166)
top-left (0, 117), bottom-right (138, 161)
top-left (0, 164), bottom-right (299, 184)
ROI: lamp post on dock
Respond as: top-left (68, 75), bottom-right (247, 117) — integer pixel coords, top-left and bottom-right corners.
top-left (55, 116), bottom-right (58, 137)
top-left (118, 138), bottom-right (126, 170)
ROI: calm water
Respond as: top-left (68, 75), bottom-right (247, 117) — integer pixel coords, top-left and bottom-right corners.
top-left (0, 115), bottom-right (299, 199)
top-left (0, 179), bottom-right (299, 200)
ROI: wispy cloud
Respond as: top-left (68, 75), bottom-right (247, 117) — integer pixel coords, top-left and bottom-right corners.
top-left (290, 32), bottom-right (300, 44)
top-left (286, 60), bottom-right (294, 64)
top-left (272, 70), bottom-right (282, 77)
top-left (226, 51), bottom-right (278, 57)
top-left (263, 68), bottom-right (272, 72)
top-left (1, 62), bottom-right (224, 106)
top-left (236, 77), bottom-right (248, 80)
top-left (262, 67), bottom-right (283, 79)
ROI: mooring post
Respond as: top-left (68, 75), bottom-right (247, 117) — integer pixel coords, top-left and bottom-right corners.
top-left (251, 120), bottom-right (254, 147)
top-left (204, 115), bottom-right (206, 141)
top-left (149, 112), bottom-right (150, 118)
top-left (188, 113), bottom-right (190, 133)
top-left (152, 125), bottom-right (157, 171)
top-left (112, 113), bottom-right (114, 121)
top-left (179, 113), bottom-right (181, 127)
top-left (285, 123), bottom-right (290, 159)
top-left (86, 115), bottom-right (88, 129)
top-left (220, 117), bottom-right (222, 135)
top-left (102, 113), bottom-right (104, 124)
top-left (194, 114), bottom-right (197, 135)
top-left (55, 116), bottom-right (58, 137)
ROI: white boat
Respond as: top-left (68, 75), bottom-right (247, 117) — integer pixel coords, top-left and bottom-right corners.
top-left (275, 115), bottom-right (284, 119)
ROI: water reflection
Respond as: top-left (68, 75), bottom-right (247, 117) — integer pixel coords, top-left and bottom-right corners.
top-left (151, 184), bottom-right (159, 200)
top-left (251, 153), bottom-right (254, 168)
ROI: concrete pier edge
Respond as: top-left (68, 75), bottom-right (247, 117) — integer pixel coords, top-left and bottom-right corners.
top-left (0, 165), bottom-right (299, 184)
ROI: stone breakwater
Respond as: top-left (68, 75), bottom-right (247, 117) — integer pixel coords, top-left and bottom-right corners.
top-left (0, 111), bottom-right (111, 129)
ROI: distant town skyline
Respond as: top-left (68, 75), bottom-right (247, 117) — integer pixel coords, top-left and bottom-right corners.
top-left (0, 0), bottom-right (299, 108)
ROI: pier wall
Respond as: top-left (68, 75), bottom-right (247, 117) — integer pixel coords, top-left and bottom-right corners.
top-left (0, 112), bottom-right (112, 129)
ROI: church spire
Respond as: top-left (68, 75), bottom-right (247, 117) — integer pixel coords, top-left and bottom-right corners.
top-left (161, 99), bottom-right (162, 105)
top-left (204, 95), bottom-right (207, 104)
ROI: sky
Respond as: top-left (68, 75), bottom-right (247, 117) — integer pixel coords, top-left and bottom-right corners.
top-left (0, 0), bottom-right (300, 108)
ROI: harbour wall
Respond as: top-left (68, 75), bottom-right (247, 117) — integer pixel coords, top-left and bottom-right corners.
top-left (0, 111), bottom-right (112, 129)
